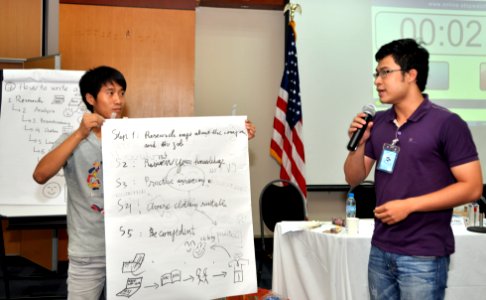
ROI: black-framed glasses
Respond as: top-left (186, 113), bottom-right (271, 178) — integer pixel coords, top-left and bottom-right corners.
top-left (373, 69), bottom-right (402, 79)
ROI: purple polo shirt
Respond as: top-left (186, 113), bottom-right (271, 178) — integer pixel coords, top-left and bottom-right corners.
top-left (365, 96), bottom-right (478, 256)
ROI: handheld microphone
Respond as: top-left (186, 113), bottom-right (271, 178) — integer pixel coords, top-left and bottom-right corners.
top-left (347, 104), bottom-right (376, 151)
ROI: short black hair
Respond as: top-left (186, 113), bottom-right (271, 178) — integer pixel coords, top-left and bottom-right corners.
top-left (79, 66), bottom-right (127, 112)
top-left (375, 38), bottom-right (429, 92)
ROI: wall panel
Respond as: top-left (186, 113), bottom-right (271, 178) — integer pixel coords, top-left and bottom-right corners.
top-left (0, 0), bottom-right (42, 58)
top-left (60, 4), bottom-right (195, 117)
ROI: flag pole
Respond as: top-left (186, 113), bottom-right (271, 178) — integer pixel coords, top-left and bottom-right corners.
top-left (271, 2), bottom-right (307, 200)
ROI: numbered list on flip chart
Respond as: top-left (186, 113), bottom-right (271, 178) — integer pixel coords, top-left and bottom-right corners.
top-left (102, 116), bottom-right (257, 300)
top-left (0, 69), bottom-right (85, 207)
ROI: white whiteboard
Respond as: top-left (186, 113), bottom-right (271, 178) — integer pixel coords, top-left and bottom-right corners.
top-left (102, 116), bottom-right (257, 299)
top-left (0, 69), bottom-right (85, 216)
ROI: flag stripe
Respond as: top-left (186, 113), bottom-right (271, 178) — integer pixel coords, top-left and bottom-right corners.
top-left (270, 20), bottom-right (307, 199)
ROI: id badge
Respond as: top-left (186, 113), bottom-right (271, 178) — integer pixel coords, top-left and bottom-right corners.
top-left (377, 143), bottom-right (400, 173)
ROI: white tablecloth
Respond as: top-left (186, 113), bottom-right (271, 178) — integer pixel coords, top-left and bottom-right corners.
top-left (272, 220), bottom-right (486, 300)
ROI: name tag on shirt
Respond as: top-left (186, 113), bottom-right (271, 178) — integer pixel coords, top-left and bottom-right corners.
top-left (377, 143), bottom-right (400, 173)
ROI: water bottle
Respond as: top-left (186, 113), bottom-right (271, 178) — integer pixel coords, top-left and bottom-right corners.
top-left (346, 193), bottom-right (356, 218)
top-left (467, 202), bottom-right (474, 226)
top-left (473, 202), bottom-right (480, 226)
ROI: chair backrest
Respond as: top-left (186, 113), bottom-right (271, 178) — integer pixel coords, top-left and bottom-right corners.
top-left (259, 179), bottom-right (306, 234)
top-left (352, 181), bottom-right (377, 219)
top-left (478, 195), bottom-right (486, 213)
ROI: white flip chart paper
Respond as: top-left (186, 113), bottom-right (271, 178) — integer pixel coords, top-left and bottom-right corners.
top-left (0, 69), bottom-right (85, 209)
top-left (102, 116), bottom-right (257, 299)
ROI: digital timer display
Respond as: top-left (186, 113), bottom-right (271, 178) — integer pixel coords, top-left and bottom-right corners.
top-left (374, 12), bottom-right (485, 56)
top-left (372, 2), bottom-right (486, 124)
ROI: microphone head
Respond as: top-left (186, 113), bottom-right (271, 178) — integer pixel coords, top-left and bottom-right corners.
top-left (362, 104), bottom-right (376, 117)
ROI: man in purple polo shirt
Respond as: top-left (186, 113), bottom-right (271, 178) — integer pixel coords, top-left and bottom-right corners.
top-left (344, 38), bottom-right (483, 300)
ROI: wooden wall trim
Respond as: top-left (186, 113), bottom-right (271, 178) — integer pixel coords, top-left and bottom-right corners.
top-left (60, 0), bottom-right (286, 10)
top-left (60, 0), bottom-right (195, 10)
top-left (198, 0), bottom-right (286, 10)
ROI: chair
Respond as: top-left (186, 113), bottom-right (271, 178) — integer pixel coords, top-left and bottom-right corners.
top-left (351, 181), bottom-right (376, 219)
top-left (466, 196), bottom-right (486, 233)
top-left (480, 195), bottom-right (486, 214)
top-left (258, 179), bottom-right (306, 286)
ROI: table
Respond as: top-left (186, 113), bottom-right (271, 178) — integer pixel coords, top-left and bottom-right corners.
top-left (0, 206), bottom-right (67, 299)
top-left (272, 220), bottom-right (486, 300)
top-left (1, 205), bottom-right (66, 271)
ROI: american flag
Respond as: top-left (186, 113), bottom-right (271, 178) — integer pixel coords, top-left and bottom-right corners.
top-left (270, 20), bottom-right (307, 198)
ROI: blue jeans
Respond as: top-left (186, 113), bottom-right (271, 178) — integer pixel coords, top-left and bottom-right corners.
top-left (368, 245), bottom-right (449, 300)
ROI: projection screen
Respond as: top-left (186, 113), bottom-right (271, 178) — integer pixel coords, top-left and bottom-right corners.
top-left (297, 0), bottom-right (486, 186)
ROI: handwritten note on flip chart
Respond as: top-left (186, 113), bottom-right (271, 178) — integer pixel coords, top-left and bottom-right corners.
top-left (102, 116), bottom-right (257, 300)
top-left (0, 69), bottom-right (85, 208)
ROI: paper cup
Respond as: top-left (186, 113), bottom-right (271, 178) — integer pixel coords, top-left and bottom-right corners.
top-left (347, 217), bottom-right (359, 235)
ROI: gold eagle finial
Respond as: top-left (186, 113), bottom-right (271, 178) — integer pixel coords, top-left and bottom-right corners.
top-left (283, 3), bottom-right (302, 21)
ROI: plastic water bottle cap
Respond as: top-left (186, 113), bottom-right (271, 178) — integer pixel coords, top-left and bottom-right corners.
top-left (348, 193), bottom-right (354, 197)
